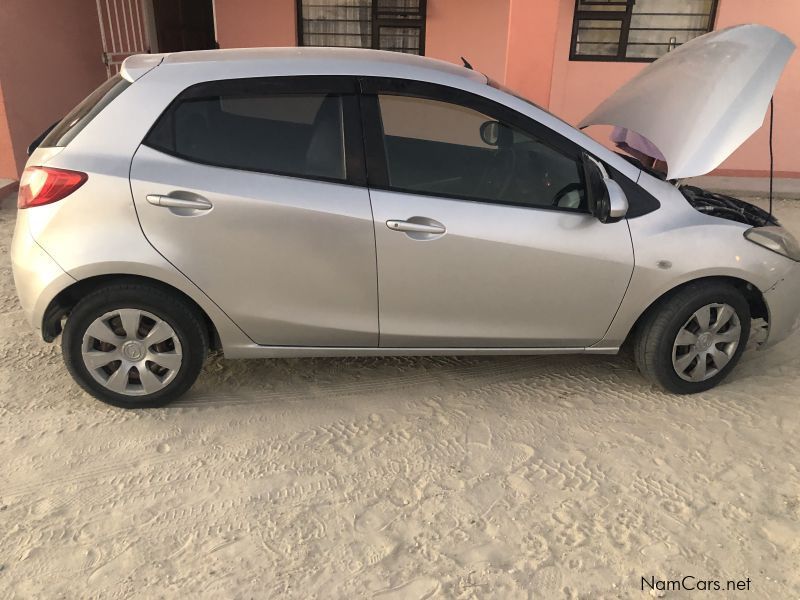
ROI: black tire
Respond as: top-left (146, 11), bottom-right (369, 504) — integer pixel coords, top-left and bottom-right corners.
top-left (633, 281), bottom-right (750, 394)
top-left (62, 281), bottom-right (208, 408)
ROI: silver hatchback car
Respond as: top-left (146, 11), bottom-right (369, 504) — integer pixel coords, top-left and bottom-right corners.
top-left (11, 25), bottom-right (800, 408)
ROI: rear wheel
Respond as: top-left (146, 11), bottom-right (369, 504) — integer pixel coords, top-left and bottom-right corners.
top-left (633, 282), bottom-right (750, 394)
top-left (62, 282), bottom-right (208, 408)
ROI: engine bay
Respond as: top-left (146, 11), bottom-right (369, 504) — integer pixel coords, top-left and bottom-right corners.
top-left (679, 185), bottom-right (780, 227)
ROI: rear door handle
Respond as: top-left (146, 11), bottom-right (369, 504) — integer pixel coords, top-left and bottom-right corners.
top-left (146, 194), bottom-right (212, 210)
top-left (386, 219), bottom-right (445, 234)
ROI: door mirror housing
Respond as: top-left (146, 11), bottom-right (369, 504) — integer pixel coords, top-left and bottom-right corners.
top-left (604, 178), bottom-right (629, 220)
top-left (582, 153), bottom-right (628, 223)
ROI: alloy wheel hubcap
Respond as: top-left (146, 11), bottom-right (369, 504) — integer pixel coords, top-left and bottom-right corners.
top-left (81, 308), bottom-right (183, 396)
top-left (121, 340), bottom-right (145, 361)
top-left (672, 303), bottom-right (741, 383)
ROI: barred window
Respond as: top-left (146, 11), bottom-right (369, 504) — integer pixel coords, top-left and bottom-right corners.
top-left (298, 0), bottom-right (426, 55)
top-left (570, 0), bottom-right (718, 62)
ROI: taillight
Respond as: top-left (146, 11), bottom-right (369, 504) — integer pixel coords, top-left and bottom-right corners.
top-left (17, 166), bottom-right (87, 209)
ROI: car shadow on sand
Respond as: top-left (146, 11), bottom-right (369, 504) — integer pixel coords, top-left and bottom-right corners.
top-left (170, 329), bottom-right (798, 410)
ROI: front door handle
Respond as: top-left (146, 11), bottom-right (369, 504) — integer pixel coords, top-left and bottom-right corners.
top-left (146, 194), bottom-right (212, 210)
top-left (386, 219), bottom-right (446, 234)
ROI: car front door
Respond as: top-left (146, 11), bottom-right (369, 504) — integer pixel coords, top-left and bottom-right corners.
top-left (361, 79), bottom-right (634, 348)
top-left (130, 76), bottom-right (378, 347)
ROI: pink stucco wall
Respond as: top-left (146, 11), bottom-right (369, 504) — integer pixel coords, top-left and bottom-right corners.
top-left (0, 0), bottom-right (107, 180)
top-left (546, 0), bottom-right (800, 177)
top-left (215, 0), bottom-right (297, 48)
top-left (2, 0), bottom-right (794, 180)
top-left (425, 0), bottom-right (511, 83)
top-left (215, 0), bottom-right (514, 82)
top-left (0, 82), bottom-right (15, 181)
top-left (504, 0), bottom-right (560, 108)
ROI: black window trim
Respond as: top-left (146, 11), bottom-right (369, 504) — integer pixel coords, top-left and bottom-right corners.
top-left (296, 0), bottom-right (427, 55)
top-left (569, 0), bottom-right (719, 63)
top-left (358, 76), bottom-right (593, 216)
top-left (142, 75), bottom-right (368, 188)
top-left (140, 74), bottom-right (659, 218)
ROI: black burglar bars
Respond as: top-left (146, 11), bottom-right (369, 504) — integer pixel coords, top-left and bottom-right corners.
top-left (298, 0), bottom-right (427, 55)
top-left (570, 0), bottom-right (718, 62)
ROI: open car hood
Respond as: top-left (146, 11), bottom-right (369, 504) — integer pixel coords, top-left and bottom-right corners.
top-left (580, 24), bottom-right (795, 180)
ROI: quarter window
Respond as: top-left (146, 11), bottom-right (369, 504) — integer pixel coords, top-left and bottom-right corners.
top-left (377, 94), bottom-right (586, 210)
top-left (146, 88), bottom-right (347, 181)
top-left (43, 74), bottom-right (131, 148)
top-left (298, 0), bottom-right (426, 55)
top-left (570, 0), bottom-right (718, 61)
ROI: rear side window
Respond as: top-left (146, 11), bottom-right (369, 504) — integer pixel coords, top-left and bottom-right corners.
top-left (42, 75), bottom-right (131, 148)
top-left (145, 86), bottom-right (347, 181)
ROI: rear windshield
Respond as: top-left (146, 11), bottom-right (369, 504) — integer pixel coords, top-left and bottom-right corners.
top-left (42, 74), bottom-right (131, 148)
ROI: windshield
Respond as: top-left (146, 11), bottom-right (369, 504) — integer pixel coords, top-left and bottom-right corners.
top-left (42, 75), bottom-right (131, 148)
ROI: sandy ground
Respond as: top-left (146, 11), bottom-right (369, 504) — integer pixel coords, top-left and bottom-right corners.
top-left (1, 194), bottom-right (800, 599)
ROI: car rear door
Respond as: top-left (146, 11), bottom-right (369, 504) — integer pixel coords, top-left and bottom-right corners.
top-left (361, 78), bottom-right (634, 348)
top-left (130, 76), bottom-right (379, 347)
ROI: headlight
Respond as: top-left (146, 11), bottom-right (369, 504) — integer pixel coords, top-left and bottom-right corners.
top-left (744, 226), bottom-right (800, 261)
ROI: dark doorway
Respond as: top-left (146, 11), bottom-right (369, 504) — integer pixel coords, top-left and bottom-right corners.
top-left (152, 0), bottom-right (216, 53)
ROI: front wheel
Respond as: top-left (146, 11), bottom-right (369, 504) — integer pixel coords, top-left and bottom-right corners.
top-left (62, 282), bottom-right (208, 408)
top-left (633, 282), bottom-right (750, 394)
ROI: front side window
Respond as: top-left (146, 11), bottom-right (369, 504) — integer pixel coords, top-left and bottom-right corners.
top-left (570, 0), bottom-right (718, 61)
top-left (377, 94), bottom-right (586, 210)
top-left (298, 0), bottom-right (426, 55)
top-left (146, 87), bottom-right (347, 181)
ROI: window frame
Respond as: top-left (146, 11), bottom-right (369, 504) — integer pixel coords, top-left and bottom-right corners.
top-left (358, 76), bottom-right (591, 215)
top-left (142, 75), bottom-right (368, 187)
top-left (296, 0), bottom-right (427, 55)
top-left (569, 0), bottom-right (719, 63)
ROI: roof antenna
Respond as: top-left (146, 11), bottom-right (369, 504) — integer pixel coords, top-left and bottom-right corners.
top-left (768, 96), bottom-right (774, 216)
top-left (460, 56), bottom-right (473, 70)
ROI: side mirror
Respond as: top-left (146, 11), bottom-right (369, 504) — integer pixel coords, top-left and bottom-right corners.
top-left (605, 178), bottom-right (629, 219)
top-left (582, 153), bottom-right (628, 223)
top-left (480, 120), bottom-right (500, 146)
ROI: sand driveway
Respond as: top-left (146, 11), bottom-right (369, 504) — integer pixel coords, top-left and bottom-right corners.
top-left (2, 195), bottom-right (799, 598)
